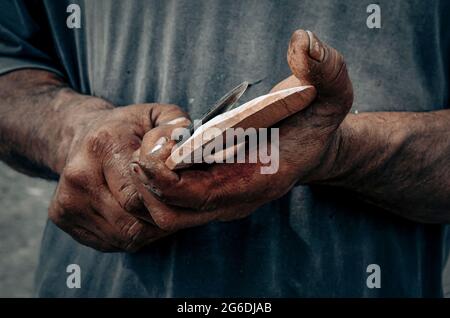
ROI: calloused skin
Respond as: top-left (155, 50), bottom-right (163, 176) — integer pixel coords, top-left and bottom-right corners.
top-left (0, 30), bottom-right (449, 252)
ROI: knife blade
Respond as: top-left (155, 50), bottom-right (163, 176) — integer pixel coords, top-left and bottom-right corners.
top-left (186, 81), bottom-right (250, 136)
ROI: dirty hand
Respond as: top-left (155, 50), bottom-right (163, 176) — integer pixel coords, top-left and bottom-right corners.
top-left (131, 29), bottom-right (353, 232)
top-left (48, 103), bottom-right (190, 252)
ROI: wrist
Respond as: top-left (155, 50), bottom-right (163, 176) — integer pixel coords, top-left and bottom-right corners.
top-left (51, 89), bottom-right (114, 174)
top-left (300, 116), bottom-right (352, 184)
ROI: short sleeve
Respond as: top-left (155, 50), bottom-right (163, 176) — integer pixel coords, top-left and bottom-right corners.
top-left (0, 0), bottom-right (64, 77)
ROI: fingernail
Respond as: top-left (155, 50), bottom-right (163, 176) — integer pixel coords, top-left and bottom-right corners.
top-left (306, 30), bottom-right (325, 62)
top-left (164, 117), bottom-right (189, 125)
top-left (150, 137), bottom-right (168, 154)
top-left (130, 163), bottom-right (140, 174)
top-left (130, 163), bottom-right (148, 182)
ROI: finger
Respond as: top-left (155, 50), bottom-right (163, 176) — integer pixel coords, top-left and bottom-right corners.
top-left (136, 126), bottom-right (269, 210)
top-left (61, 204), bottom-right (127, 247)
top-left (134, 152), bottom-right (265, 212)
top-left (134, 178), bottom-right (220, 231)
top-left (135, 176), bottom-right (259, 230)
top-left (131, 148), bottom-right (140, 163)
top-left (95, 186), bottom-right (170, 251)
top-left (131, 160), bottom-right (185, 206)
top-left (135, 127), bottom-right (182, 189)
top-left (48, 176), bottom-right (123, 251)
top-left (136, 127), bottom-right (216, 209)
top-left (122, 103), bottom-right (190, 135)
top-left (133, 145), bottom-right (218, 210)
top-left (65, 201), bottom-right (156, 250)
top-left (287, 29), bottom-right (353, 109)
top-left (69, 227), bottom-right (120, 252)
top-left (97, 128), bottom-right (150, 221)
top-left (137, 123), bottom-right (188, 176)
top-left (139, 124), bottom-right (186, 154)
top-left (102, 106), bottom-right (189, 217)
top-left (48, 181), bottom-right (128, 251)
top-left (150, 104), bottom-right (191, 127)
top-left (58, 222), bottom-right (119, 252)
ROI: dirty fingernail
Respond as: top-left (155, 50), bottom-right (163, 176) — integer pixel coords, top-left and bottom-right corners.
top-left (130, 163), bottom-right (149, 182)
top-left (150, 137), bottom-right (168, 154)
top-left (306, 30), bottom-right (325, 62)
top-left (130, 163), bottom-right (140, 174)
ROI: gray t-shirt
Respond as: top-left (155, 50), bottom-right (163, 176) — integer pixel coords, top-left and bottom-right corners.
top-left (1, 0), bottom-right (449, 297)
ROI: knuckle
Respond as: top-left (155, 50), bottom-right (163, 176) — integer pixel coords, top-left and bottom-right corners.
top-left (85, 128), bottom-right (113, 156)
top-left (161, 104), bottom-right (190, 123)
top-left (52, 187), bottom-right (86, 221)
top-left (117, 181), bottom-right (139, 211)
top-left (115, 216), bottom-right (146, 249)
top-left (164, 104), bottom-right (183, 113)
top-left (49, 190), bottom-right (73, 224)
top-left (125, 220), bottom-right (143, 241)
top-left (55, 189), bottom-right (75, 212)
top-left (125, 223), bottom-right (144, 252)
top-left (120, 190), bottom-right (141, 213)
top-left (152, 213), bottom-right (177, 232)
top-left (70, 228), bottom-right (114, 252)
top-left (64, 165), bottom-right (90, 189)
top-left (116, 216), bottom-right (136, 237)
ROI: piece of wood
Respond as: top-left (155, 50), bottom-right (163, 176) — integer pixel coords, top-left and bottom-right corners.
top-left (165, 85), bottom-right (316, 170)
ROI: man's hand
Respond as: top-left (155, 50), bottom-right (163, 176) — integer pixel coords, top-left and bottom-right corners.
top-left (48, 103), bottom-right (190, 252)
top-left (130, 30), bottom-right (353, 231)
top-left (271, 29), bottom-right (353, 183)
top-left (133, 29), bottom-right (450, 225)
top-left (0, 69), bottom-right (194, 251)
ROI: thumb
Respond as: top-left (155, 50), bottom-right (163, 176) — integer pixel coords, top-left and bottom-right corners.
top-left (131, 126), bottom-right (180, 195)
top-left (287, 29), bottom-right (353, 109)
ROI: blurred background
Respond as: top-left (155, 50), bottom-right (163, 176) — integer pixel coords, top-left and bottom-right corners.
top-left (1, 159), bottom-right (450, 297)
top-left (0, 162), bottom-right (54, 297)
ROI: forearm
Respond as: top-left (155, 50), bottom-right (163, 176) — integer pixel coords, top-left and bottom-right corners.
top-left (316, 110), bottom-right (450, 223)
top-left (0, 69), bottom-right (113, 179)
